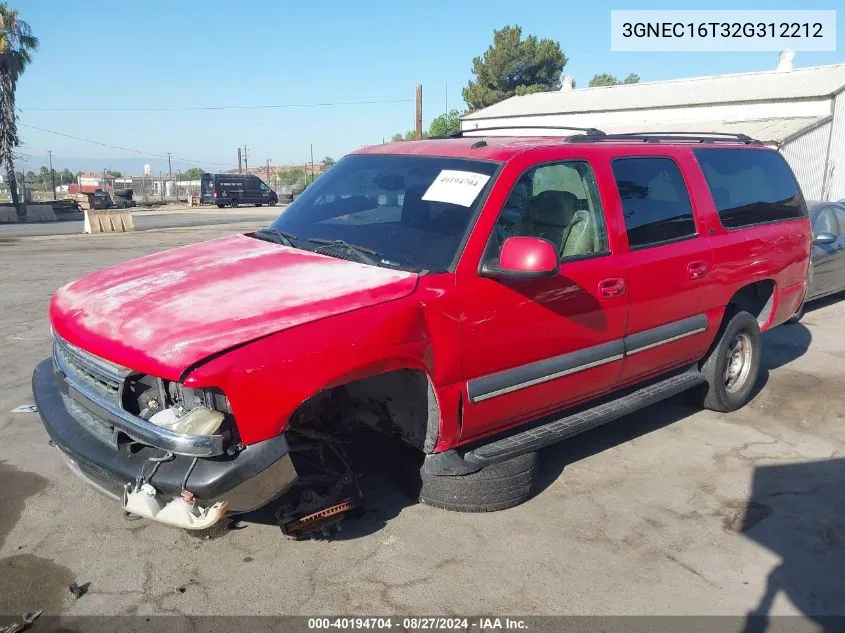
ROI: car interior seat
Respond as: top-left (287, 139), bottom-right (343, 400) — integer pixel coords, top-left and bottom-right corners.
top-left (523, 190), bottom-right (578, 251)
top-left (561, 209), bottom-right (597, 257)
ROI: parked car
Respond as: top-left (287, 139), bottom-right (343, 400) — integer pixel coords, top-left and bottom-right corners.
top-left (787, 200), bottom-right (845, 322)
top-left (33, 130), bottom-right (811, 533)
top-left (200, 172), bottom-right (278, 208)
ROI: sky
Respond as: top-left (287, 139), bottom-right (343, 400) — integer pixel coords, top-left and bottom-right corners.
top-left (14, 0), bottom-right (845, 176)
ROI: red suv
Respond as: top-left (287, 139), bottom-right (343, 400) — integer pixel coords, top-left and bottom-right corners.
top-left (33, 130), bottom-right (811, 532)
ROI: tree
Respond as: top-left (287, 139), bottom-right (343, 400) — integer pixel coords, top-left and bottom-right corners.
top-left (0, 3), bottom-right (38, 217)
top-left (59, 168), bottom-right (73, 184)
top-left (390, 129), bottom-right (428, 142)
top-left (320, 156), bottom-right (335, 170)
top-left (588, 72), bottom-right (640, 87)
top-left (462, 25), bottom-right (566, 111)
top-left (428, 109), bottom-right (463, 137)
top-left (181, 167), bottom-right (205, 181)
top-left (106, 169), bottom-right (122, 178)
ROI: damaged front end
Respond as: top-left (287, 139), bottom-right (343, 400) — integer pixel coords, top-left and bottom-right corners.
top-left (32, 334), bottom-right (297, 530)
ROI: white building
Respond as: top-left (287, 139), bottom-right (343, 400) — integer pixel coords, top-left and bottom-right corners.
top-left (461, 53), bottom-right (845, 201)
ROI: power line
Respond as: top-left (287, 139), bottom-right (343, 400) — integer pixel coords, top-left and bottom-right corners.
top-left (18, 122), bottom-right (233, 168)
top-left (20, 98), bottom-right (414, 112)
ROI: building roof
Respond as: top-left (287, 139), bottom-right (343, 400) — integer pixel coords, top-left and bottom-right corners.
top-left (463, 63), bottom-right (845, 121)
top-left (600, 116), bottom-right (832, 145)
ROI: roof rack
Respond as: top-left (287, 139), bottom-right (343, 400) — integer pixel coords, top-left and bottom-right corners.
top-left (438, 125), bottom-right (606, 139)
top-left (566, 131), bottom-right (762, 145)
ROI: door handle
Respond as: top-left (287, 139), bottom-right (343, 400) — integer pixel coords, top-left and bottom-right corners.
top-left (598, 278), bottom-right (626, 298)
top-left (687, 261), bottom-right (710, 280)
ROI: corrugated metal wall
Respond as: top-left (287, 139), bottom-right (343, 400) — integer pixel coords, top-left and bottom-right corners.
top-left (781, 121), bottom-right (832, 200)
top-left (825, 90), bottom-right (845, 201)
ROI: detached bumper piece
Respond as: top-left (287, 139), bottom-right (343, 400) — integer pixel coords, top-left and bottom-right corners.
top-left (32, 357), bottom-right (298, 529)
top-left (123, 484), bottom-right (228, 530)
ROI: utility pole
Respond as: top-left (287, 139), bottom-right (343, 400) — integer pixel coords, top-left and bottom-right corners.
top-left (48, 150), bottom-right (56, 200)
top-left (310, 144), bottom-right (314, 183)
top-left (160, 171), bottom-right (164, 203)
top-left (237, 147), bottom-right (242, 174)
top-left (167, 152), bottom-right (172, 181)
top-left (242, 145), bottom-right (249, 173)
top-left (266, 158), bottom-right (271, 182)
top-left (415, 83), bottom-right (423, 140)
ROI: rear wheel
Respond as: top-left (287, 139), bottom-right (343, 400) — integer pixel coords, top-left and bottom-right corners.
top-left (419, 452), bottom-right (539, 513)
top-left (694, 310), bottom-right (761, 413)
top-left (216, 204), bottom-right (225, 209)
top-left (269, 199), bottom-right (277, 206)
top-left (230, 198), bottom-right (239, 208)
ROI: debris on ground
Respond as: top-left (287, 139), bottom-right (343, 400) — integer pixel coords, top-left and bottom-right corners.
top-left (68, 581), bottom-right (90, 599)
top-left (0, 610), bottom-right (43, 633)
top-left (10, 405), bottom-right (37, 414)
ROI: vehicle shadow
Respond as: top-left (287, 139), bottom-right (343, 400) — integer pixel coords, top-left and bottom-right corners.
top-left (760, 319), bottom-right (812, 371)
top-left (737, 458), bottom-right (845, 632)
top-left (235, 320), bottom-right (812, 541)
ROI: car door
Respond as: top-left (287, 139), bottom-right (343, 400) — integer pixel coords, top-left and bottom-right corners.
top-left (830, 204), bottom-right (845, 293)
top-left (810, 206), bottom-right (842, 297)
top-left (459, 158), bottom-right (628, 441)
top-left (609, 154), bottom-right (716, 385)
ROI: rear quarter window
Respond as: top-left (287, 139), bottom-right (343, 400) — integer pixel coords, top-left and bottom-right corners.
top-left (693, 148), bottom-right (807, 229)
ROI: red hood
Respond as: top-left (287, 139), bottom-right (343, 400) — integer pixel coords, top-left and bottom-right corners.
top-left (50, 234), bottom-right (419, 379)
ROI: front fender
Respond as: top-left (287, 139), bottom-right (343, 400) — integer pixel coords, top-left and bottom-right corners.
top-left (183, 300), bottom-right (437, 445)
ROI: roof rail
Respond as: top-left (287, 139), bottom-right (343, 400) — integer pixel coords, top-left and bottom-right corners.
top-left (567, 131), bottom-right (762, 145)
top-left (437, 125), bottom-right (606, 139)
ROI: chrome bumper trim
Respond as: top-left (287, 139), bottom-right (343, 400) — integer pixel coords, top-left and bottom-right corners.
top-left (53, 344), bottom-right (225, 457)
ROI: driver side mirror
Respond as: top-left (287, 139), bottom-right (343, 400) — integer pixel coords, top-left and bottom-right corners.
top-left (481, 236), bottom-right (560, 281)
top-left (814, 232), bottom-right (837, 245)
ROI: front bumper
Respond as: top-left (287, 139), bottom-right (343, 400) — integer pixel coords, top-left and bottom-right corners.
top-left (32, 357), bottom-right (297, 526)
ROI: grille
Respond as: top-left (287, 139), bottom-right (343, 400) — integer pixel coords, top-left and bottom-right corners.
top-left (54, 336), bottom-right (129, 403)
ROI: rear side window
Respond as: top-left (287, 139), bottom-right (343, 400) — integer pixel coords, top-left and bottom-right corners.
top-left (693, 148), bottom-right (806, 229)
top-left (611, 157), bottom-right (696, 249)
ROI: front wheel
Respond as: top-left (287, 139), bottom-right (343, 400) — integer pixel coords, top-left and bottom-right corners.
top-left (419, 451), bottom-right (539, 513)
top-left (230, 198), bottom-right (239, 208)
top-left (694, 310), bottom-right (761, 413)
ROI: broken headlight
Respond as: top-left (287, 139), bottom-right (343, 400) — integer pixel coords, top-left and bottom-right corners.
top-left (122, 375), bottom-right (236, 440)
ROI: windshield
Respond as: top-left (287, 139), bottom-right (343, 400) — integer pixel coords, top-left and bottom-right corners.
top-left (267, 154), bottom-right (499, 272)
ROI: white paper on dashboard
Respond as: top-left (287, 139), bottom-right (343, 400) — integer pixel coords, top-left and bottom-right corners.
top-left (421, 170), bottom-right (491, 207)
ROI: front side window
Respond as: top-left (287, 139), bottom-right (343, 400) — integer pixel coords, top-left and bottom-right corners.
top-left (268, 154), bottom-right (498, 272)
top-left (487, 161), bottom-right (609, 260)
top-left (612, 157), bottom-right (696, 249)
top-left (693, 148), bottom-right (806, 229)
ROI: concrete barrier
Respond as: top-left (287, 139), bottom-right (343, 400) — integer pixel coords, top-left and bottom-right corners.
top-left (25, 204), bottom-right (57, 222)
top-left (83, 209), bottom-right (135, 234)
top-left (0, 206), bottom-right (19, 223)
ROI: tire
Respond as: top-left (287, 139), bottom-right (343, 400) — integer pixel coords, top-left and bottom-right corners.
top-left (216, 204), bottom-right (225, 209)
top-left (269, 199), bottom-right (277, 207)
top-left (694, 310), bottom-right (761, 413)
top-left (255, 203), bottom-right (262, 207)
top-left (419, 451), bottom-right (539, 513)
top-left (230, 198), bottom-right (239, 208)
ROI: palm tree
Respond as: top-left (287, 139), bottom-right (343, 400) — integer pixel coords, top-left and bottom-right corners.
top-left (0, 4), bottom-right (38, 218)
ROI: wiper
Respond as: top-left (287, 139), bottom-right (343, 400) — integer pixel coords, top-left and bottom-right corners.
top-left (307, 238), bottom-right (378, 264)
top-left (254, 228), bottom-right (297, 247)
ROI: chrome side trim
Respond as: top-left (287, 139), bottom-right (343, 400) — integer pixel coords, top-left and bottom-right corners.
top-left (471, 353), bottom-right (624, 403)
top-left (624, 327), bottom-right (707, 356)
top-left (53, 346), bottom-right (225, 457)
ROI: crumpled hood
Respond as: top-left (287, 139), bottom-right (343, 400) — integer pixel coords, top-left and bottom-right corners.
top-left (50, 234), bottom-right (418, 379)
